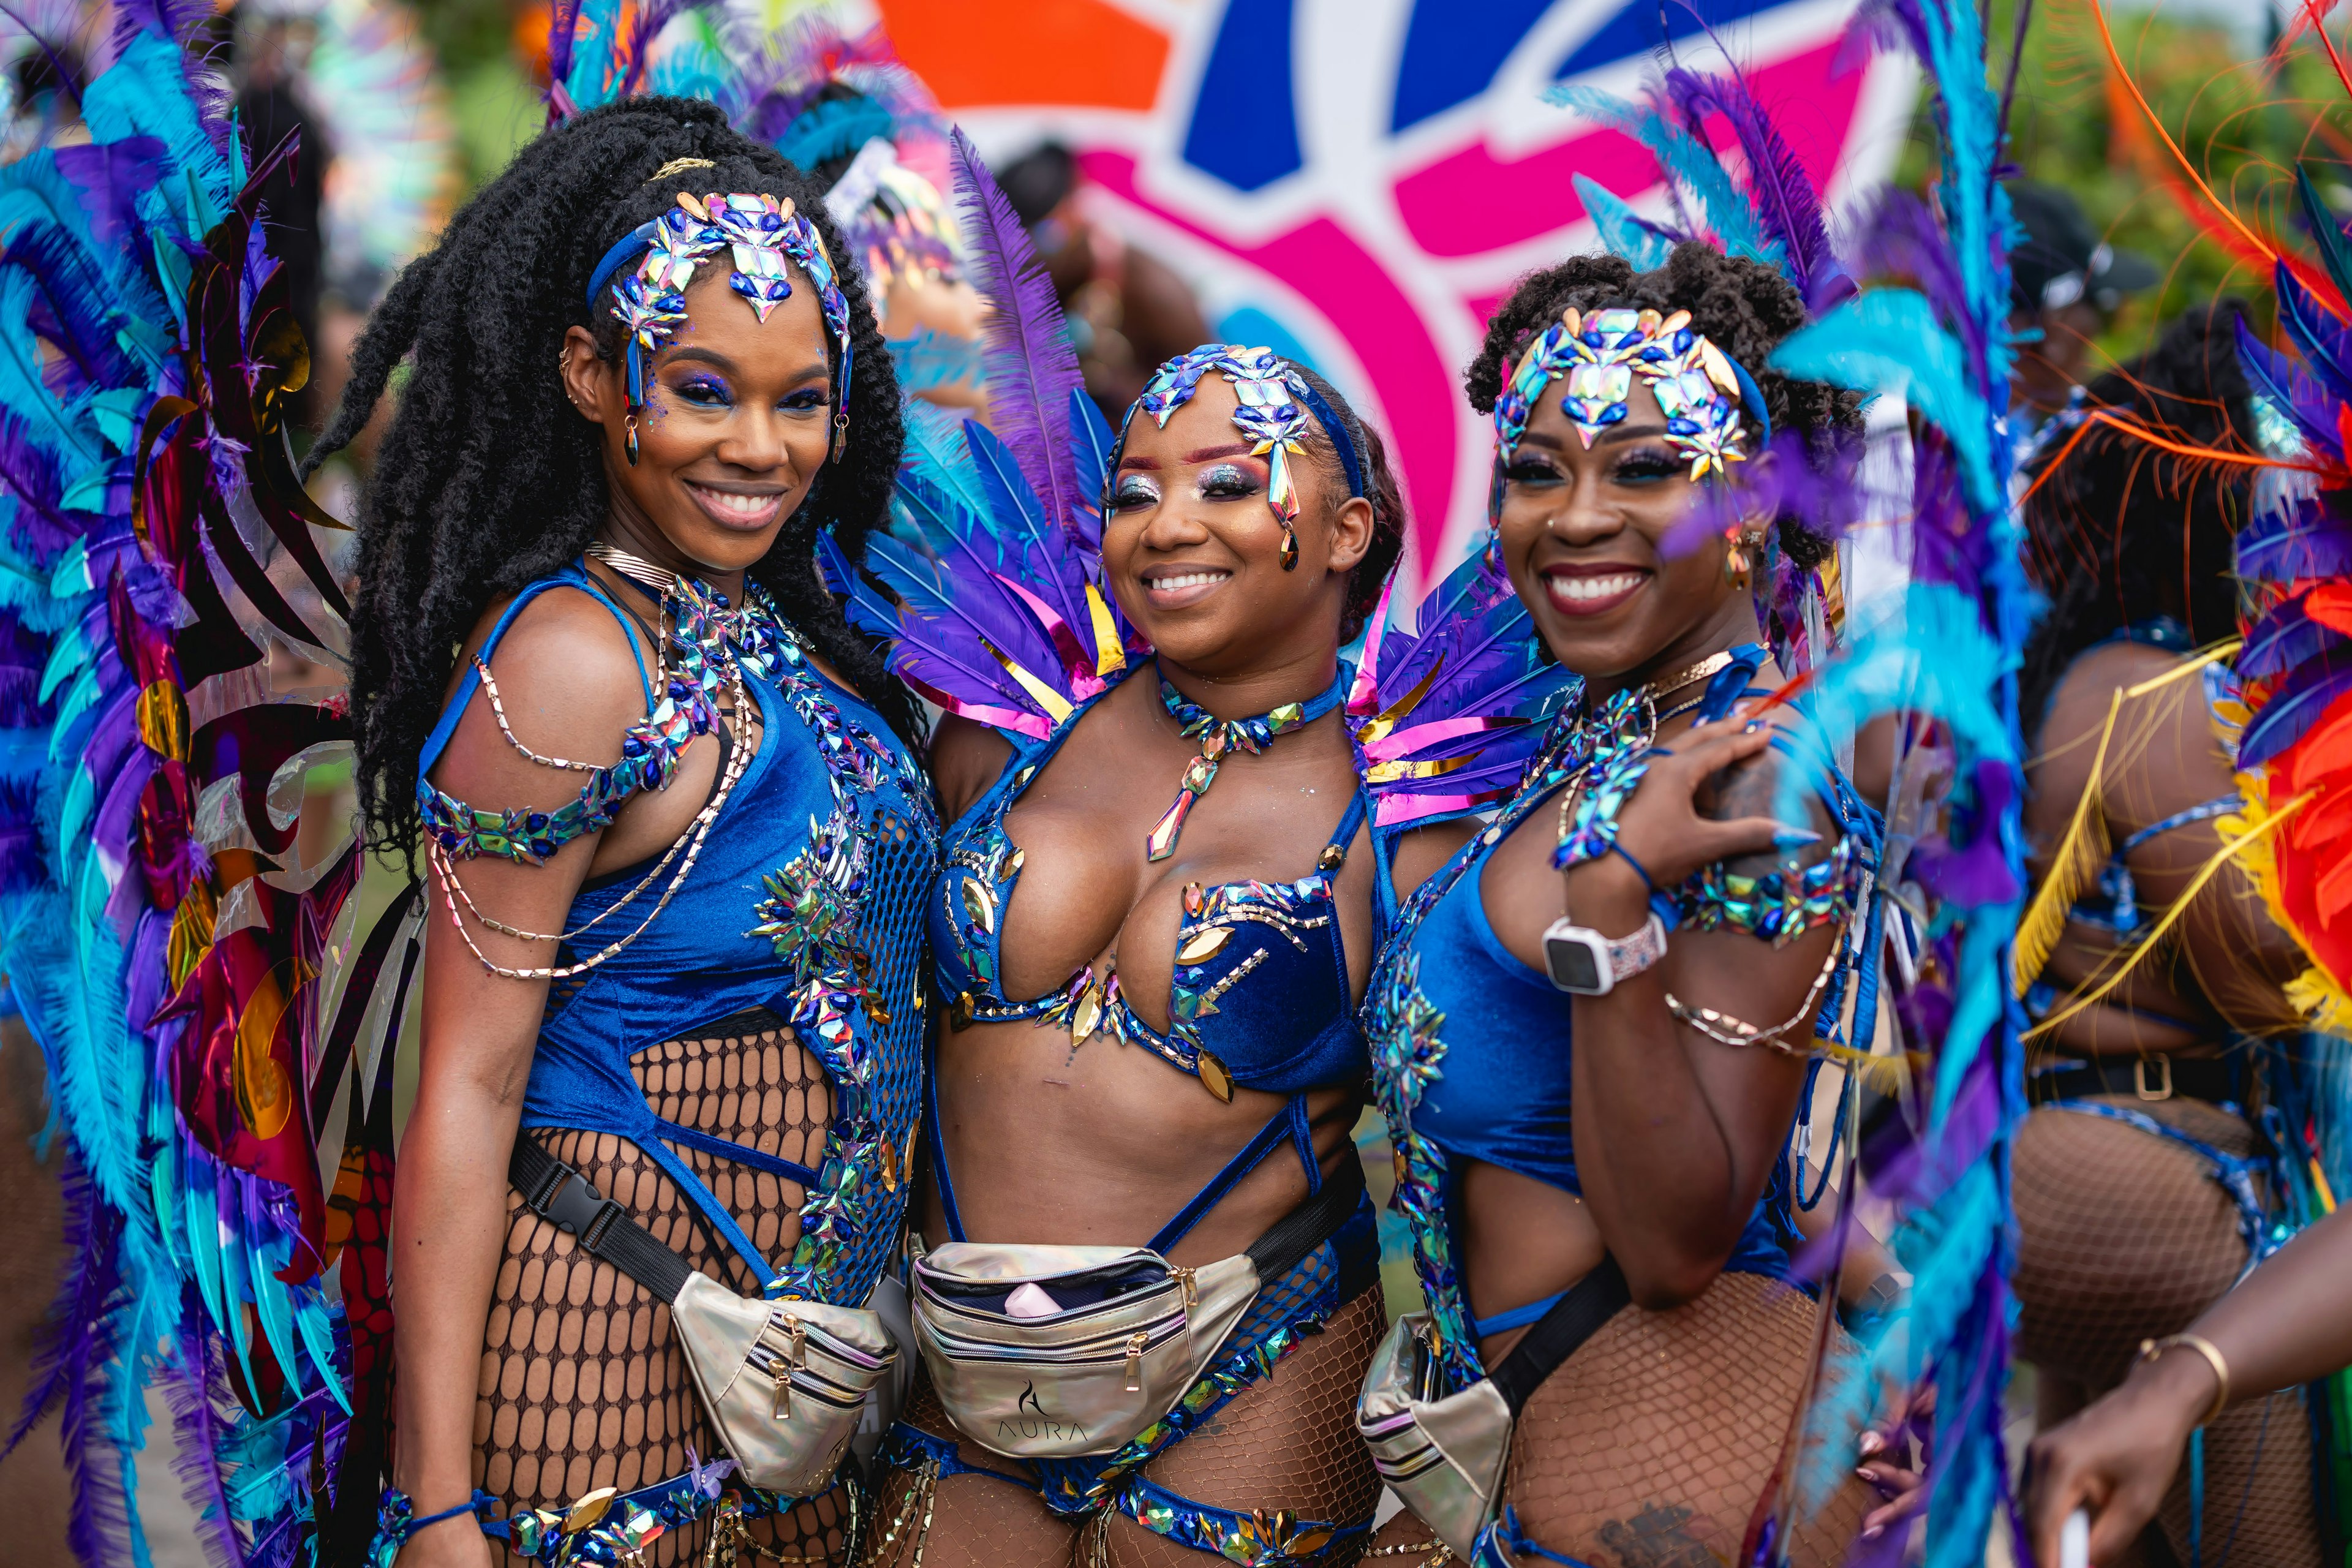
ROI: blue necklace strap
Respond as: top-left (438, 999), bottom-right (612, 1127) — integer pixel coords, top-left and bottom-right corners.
top-left (1145, 666), bottom-right (1348, 861)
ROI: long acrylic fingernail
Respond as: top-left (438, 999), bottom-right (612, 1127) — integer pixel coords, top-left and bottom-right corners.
top-left (1773, 829), bottom-right (1823, 849)
top-left (1861, 1525), bottom-right (1883, 1541)
top-left (1858, 1431), bottom-right (1885, 1457)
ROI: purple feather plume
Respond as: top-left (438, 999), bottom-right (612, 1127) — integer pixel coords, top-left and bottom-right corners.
top-left (161, 1310), bottom-right (244, 1568)
top-left (1661, 65), bottom-right (1850, 309)
top-left (2237, 490), bottom-right (2352, 581)
top-left (948, 128), bottom-right (1087, 540)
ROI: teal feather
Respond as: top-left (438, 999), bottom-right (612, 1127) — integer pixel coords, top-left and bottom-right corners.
top-left (1572, 175), bottom-right (1674, 271)
top-left (80, 34), bottom-right (232, 243)
top-left (1771, 290), bottom-right (1998, 510)
top-left (1772, 582), bottom-right (2014, 828)
top-left (181, 1182), bottom-right (224, 1336)
top-left (1545, 85), bottom-right (1786, 271)
top-left (245, 1245), bottom-right (306, 1401)
top-left (889, 330), bottom-right (986, 397)
top-left (900, 399), bottom-right (990, 522)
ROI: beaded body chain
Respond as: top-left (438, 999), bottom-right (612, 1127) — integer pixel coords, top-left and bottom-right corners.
top-left (422, 546), bottom-right (895, 984)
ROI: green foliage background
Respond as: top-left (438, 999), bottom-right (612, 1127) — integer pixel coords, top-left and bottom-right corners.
top-left (1905, 0), bottom-right (2352, 371)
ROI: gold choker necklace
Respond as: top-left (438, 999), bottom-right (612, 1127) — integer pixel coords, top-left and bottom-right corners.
top-left (587, 540), bottom-right (682, 596)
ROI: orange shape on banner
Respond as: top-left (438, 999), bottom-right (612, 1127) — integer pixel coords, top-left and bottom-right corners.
top-left (878, 0), bottom-right (1169, 110)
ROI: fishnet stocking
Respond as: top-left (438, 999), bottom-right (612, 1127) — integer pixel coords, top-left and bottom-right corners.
top-left (2014, 1096), bottom-right (2319, 1565)
top-left (2014, 1097), bottom-right (2258, 1390)
top-left (2150, 1387), bottom-right (2321, 1567)
top-left (864, 1292), bottom-right (1385, 1567)
top-left (1499, 1272), bottom-right (1868, 1568)
top-left (1100, 1287), bottom-right (1385, 1566)
top-left (864, 1379), bottom-right (1073, 1567)
top-left (473, 1007), bottom-right (847, 1565)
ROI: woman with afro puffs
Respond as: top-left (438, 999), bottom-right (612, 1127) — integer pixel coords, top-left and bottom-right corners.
top-left (1358, 243), bottom-right (1899, 1566)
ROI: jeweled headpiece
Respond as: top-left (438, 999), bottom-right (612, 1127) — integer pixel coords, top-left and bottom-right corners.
top-left (1493, 306), bottom-right (1771, 483)
top-left (584, 190), bottom-right (856, 460)
top-left (1114, 344), bottom-right (1364, 570)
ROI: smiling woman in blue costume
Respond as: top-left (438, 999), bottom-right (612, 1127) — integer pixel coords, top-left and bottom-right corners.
top-left (1357, 237), bottom-right (1890, 1568)
top-left (309, 100), bottom-right (936, 1567)
top-left (856, 344), bottom-right (1403, 1562)
top-left (837, 140), bottom-right (1564, 1567)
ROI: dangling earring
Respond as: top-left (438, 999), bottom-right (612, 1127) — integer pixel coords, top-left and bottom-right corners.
top-left (1722, 521), bottom-right (1755, 587)
top-left (1278, 520), bottom-right (1299, 571)
top-left (1482, 524), bottom-right (1504, 575)
top-left (624, 411), bottom-right (641, 468)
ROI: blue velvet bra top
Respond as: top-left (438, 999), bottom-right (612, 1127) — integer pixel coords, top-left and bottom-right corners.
top-left (930, 665), bottom-right (1382, 1102)
top-left (1365, 647), bottom-right (1882, 1386)
top-left (417, 563), bottom-right (938, 1308)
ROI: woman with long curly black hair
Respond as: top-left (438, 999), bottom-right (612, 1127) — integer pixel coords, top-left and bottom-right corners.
top-left (2010, 301), bottom-right (2326, 1567)
top-left (320, 97), bottom-right (936, 1567)
top-left (1358, 244), bottom-right (1888, 1566)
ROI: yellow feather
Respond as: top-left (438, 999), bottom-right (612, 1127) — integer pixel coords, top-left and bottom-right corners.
top-left (2024, 794), bottom-right (2309, 1042)
top-left (2013, 689), bottom-right (2121, 996)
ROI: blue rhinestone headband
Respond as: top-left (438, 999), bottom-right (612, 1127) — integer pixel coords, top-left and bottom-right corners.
top-left (1493, 306), bottom-right (1771, 484)
top-left (1110, 344), bottom-right (1364, 535)
top-left (584, 190), bottom-right (856, 460)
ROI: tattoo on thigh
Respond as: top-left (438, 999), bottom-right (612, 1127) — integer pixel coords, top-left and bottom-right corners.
top-left (1596, 1502), bottom-right (1722, 1568)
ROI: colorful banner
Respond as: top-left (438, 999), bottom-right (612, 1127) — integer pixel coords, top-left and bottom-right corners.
top-left (870, 0), bottom-right (1917, 584)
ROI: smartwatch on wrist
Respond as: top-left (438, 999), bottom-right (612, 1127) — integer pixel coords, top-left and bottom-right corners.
top-left (1542, 911), bottom-right (1668, 995)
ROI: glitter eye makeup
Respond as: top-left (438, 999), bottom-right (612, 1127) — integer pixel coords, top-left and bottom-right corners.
top-left (1111, 473), bottom-right (1162, 511)
top-left (1197, 462), bottom-right (1257, 497)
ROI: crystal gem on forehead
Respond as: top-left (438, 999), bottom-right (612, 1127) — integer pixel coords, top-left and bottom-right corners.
top-left (1562, 363), bottom-right (1634, 444)
top-left (709, 192), bottom-right (800, 322)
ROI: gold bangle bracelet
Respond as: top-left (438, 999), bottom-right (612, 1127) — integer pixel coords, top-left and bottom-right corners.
top-left (2139, 1332), bottom-right (2231, 1427)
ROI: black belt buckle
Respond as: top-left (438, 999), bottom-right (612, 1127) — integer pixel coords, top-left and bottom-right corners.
top-left (526, 1163), bottom-right (623, 1250)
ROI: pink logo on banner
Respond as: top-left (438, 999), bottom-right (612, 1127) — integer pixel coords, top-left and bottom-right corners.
top-left (882, 0), bottom-right (1914, 585)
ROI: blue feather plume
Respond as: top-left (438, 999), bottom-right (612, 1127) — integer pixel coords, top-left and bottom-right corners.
top-left (1545, 83), bottom-right (1787, 272)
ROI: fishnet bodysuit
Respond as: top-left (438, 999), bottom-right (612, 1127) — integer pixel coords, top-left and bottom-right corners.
top-left (2014, 1095), bottom-right (2321, 1567)
top-left (863, 1285), bottom-right (1385, 1567)
top-left (473, 1007), bottom-right (853, 1565)
top-left (1362, 1272), bottom-right (1874, 1568)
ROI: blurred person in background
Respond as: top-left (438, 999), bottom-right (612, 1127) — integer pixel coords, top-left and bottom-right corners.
top-left (2011, 300), bottom-right (2328, 1566)
top-left (2009, 182), bottom-right (2158, 432)
top-left (994, 140), bottom-right (1211, 422)
top-left (2027, 1203), bottom-right (2352, 1566)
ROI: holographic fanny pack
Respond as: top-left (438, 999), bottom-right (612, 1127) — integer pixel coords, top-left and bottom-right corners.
top-left (910, 1159), bottom-right (1365, 1459)
top-left (511, 1140), bottom-right (897, 1499)
top-left (1357, 1257), bottom-right (1630, 1553)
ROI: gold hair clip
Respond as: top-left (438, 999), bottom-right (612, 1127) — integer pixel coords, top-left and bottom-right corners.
top-left (650, 156), bottom-right (717, 181)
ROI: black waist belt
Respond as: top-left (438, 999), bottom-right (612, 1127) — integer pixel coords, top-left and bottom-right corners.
top-left (510, 1138), bottom-right (696, 1305)
top-left (513, 1135), bottom-right (1362, 1310)
top-left (2029, 1051), bottom-right (2237, 1108)
top-left (1488, 1256), bottom-right (1633, 1416)
top-left (1245, 1148), bottom-right (1368, 1283)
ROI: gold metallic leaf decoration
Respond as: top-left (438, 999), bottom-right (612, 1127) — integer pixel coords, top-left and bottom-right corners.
top-left (562, 1488), bottom-right (618, 1535)
top-left (1197, 1052), bottom-right (1234, 1102)
top-left (959, 873), bottom-right (995, 933)
top-left (136, 680), bottom-right (189, 762)
top-left (1069, 974), bottom-right (1104, 1044)
top-left (233, 964), bottom-right (295, 1140)
top-left (1175, 926), bottom-right (1231, 963)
